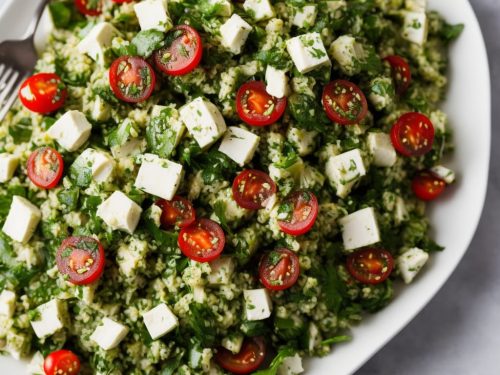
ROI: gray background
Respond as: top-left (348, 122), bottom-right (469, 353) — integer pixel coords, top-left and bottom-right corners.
top-left (358, 0), bottom-right (500, 374)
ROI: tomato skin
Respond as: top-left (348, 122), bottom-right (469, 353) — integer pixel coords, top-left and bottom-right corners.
top-left (277, 190), bottom-right (319, 236)
top-left (74, 0), bottom-right (102, 16)
top-left (384, 55), bottom-right (412, 95)
top-left (236, 81), bottom-right (287, 127)
top-left (347, 248), bottom-right (394, 284)
top-left (259, 248), bottom-right (300, 291)
top-left (109, 56), bottom-right (156, 103)
top-left (19, 73), bottom-right (67, 114)
top-left (232, 170), bottom-right (277, 210)
top-left (215, 337), bottom-right (266, 374)
top-left (178, 219), bottom-right (225, 262)
top-left (156, 196), bottom-right (196, 229)
top-left (43, 349), bottom-right (81, 375)
top-left (412, 171), bottom-right (446, 201)
top-left (27, 147), bottom-right (64, 190)
top-left (391, 112), bottom-right (435, 157)
top-left (322, 80), bottom-right (368, 125)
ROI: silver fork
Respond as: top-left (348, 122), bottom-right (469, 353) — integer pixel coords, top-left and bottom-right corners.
top-left (0, 0), bottom-right (50, 121)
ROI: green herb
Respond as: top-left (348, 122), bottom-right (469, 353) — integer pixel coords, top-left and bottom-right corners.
top-left (107, 119), bottom-right (138, 147)
top-left (253, 347), bottom-right (296, 375)
top-left (213, 201), bottom-right (232, 234)
top-left (132, 30), bottom-right (165, 57)
top-left (440, 23), bottom-right (465, 42)
top-left (146, 114), bottom-right (177, 158)
top-left (321, 335), bottom-right (351, 346)
top-left (57, 187), bottom-right (80, 213)
top-left (93, 86), bottom-right (119, 104)
top-left (69, 157), bottom-right (93, 188)
top-left (48, 2), bottom-right (72, 29)
top-left (9, 118), bottom-right (32, 144)
top-left (188, 303), bottom-right (216, 346)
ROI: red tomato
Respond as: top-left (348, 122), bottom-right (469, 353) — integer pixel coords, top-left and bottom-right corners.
top-left (390, 112), bottom-right (435, 157)
top-left (384, 55), bottom-right (412, 95)
top-left (43, 349), bottom-right (80, 375)
top-left (156, 196), bottom-right (196, 229)
top-left (109, 56), bottom-right (156, 103)
top-left (346, 248), bottom-right (394, 284)
top-left (277, 190), bottom-right (319, 236)
top-left (232, 170), bottom-right (277, 210)
top-left (18, 73), bottom-right (67, 114)
top-left (74, 0), bottom-right (102, 16)
top-left (412, 171), bottom-right (446, 201)
top-left (259, 248), bottom-right (300, 291)
top-left (322, 80), bottom-right (368, 125)
top-left (154, 25), bottom-right (203, 76)
top-left (215, 337), bottom-right (266, 374)
top-left (236, 81), bottom-right (287, 127)
top-left (178, 219), bottom-right (225, 262)
top-left (27, 147), bottom-right (64, 189)
top-left (56, 236), bottom-right (105, 285)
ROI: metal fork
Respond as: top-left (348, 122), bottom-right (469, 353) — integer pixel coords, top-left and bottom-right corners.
top-left (0, 0), bottom-right (50, 121)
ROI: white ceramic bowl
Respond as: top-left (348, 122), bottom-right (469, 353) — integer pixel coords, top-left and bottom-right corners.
top-left (0, 0), bottom-right (490, 374)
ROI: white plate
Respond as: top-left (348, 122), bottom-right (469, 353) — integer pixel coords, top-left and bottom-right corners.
top-left (0, 0), bottom-right (490, 374)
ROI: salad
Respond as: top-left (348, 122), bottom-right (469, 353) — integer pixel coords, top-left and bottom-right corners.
top-left (0, 0), bottom-right (463, 374)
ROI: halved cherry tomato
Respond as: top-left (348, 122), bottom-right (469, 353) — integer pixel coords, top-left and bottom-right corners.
top-left (43, 349), bottom-right (80, 375)
top-left (215, 337), bottom-right (266, 374)
top-left (384, 55), bottom-right (412, 95)
top-left (56, 236), bottom-right (105, 285)
top-left (154, 25), bottom-right (203, 76)
top-left (18, 73), bottom-right (67, 114)
top-left (390, 112), bottom-right (435, 157)
top-left (156, 196), bottom-right (196, 229)
top-left (178, 219), bottom-right (225, 262)
top-left (232, 170), bottom-right (277, 210)
top-left (322, 80), bottom-right (368, 125)
top-left (259, 248), bottom-right (300, 291)
top-left (412, 171), bottom-right (446, 201)
top-left (74, 0), bottom-right (102, 16)
top-left (27, 147), bottom-right (64, 189)
top-left (109, 56), bottom-right (156, 103)
top-left (277, 190), bottom-right (318, 236)
top-left (347, 248), bottom-right (394, 284)
top-left (236, 81), bottom-right (287, 126)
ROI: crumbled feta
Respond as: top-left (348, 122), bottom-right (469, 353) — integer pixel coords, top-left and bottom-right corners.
top-left (91, 96), bottom-right (111, 122)
top-left (135, 154), bottom-right (183, 200)
top-left (243, 289), bottom-right (272, 321)
top-left (207, 256), bottom-right (236, 285)
top-left (368, 76), bottom-right (394, 111)
top-left (90, 317), bottom-right (129, 350)
top-left (142, 303), bottom-right (179, 340)
top-left (218, 126), bottom-right (260, 166)
top-left (0, 153), bottom-right (18, 183)
top-left (325, 149), bottom-right (366, 198)
top-left (97, 191), bottom-right (143, 233)
top-left (74, 148), bottom-right (114, 183)
top-left (287, 127), bottom-right (317, 156)
top-left (430, 165), bottom-right (456, 184)
top-left (265, 65), bottom-right (290, 99)
top-left (47, 110), bottom-right (92, 152)
top-left (133, 0), bottom-right (173, 32)
top-left (243, 0), bottom-right (275, 21)
top-left (397, 247), bottom-right (429, 283)
top-left (402, 11), bottom-right (428, 46)
top-left (395, 196), bottom-right (409, 224)
top-left (286, 32), bottom-right (331, 74)
top-left (367, 132), bottom-right (397, 167)
top-left (30, 299), bottom-right (67, 339)
top-left (292, 5), bottom-right (317, 28)
top-left (0, 290), bottom-right (16, 318)
top-left (2, 196), bottom-right (41, 244)
top-left (278, 354), bottom-right (304, 375)
top-left (77, 22), bottom-right (118, 65)
top-left (329, 35), bottom-right (364, 76)
top-left (209, 0), bottom-right (233, 16)
top-left (220, 14), bottom-right (252, 54)
top-left (222, 333), bottom-right (244, 354)
top-left (339, 207), bottom-right (381, 251)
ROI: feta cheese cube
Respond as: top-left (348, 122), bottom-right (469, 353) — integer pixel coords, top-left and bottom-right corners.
top-left (292, 5), bottom-right (317, 28)
top-left (90, 317), bottom-right (129, 350)
top-left (395, 196), bottom-right (409, 224)
top-left (218, 126), bottom-right (260, 166)
top-left (133, 0), bottom-right (173, 32)
top-left (75, 148), bottom-right (114, 183)
top-left (2, 196), bottom-right (41, 243)
top-left (77, 22), bottom-right (118, 65)
top-left (402, 11), bottom-right (428, 46)
top-left (243, 289), bottom-right (272, 321)
top-left (192, 285), bottom-right (207, 303)
top-left (329, 35), bottom-right (365, 76)
top-left (111, 138), bottom-right (145, 159)
top-left (30, 299), bottom-right (68, 339)
top-left (265, 65), bottom-right (290, 99)
top-left (142, 303), bottom-right (178, 340)
top-left (278, 354), bottom-right (304, 375)
top-left (0, 153), bottom-right (18, 182)
top-left (406, 0), bottom-right (427, 12)
top-left (430, 165), bottom-right (455, 184)
top-left (243, 0), bottom-right (275, 21)
top-left (397, 247), bottom-right (429, 283)
top-left (368, 76), bottom-right (394, 111)
top-left (47, 110), bottom-right (92, 152)
top-left (26, 351), bottom-right (44, 375)
top-left (339, 207), bottom-right (381, 251)
top-left (91, 96), bottom-right (111, 122)
top-left (286, 33), bottom-right (331, 74)
top-left (287, 127), bottom-right (317, 156)
top-left (0, 290), bottom-right (16, 318)
top-left (179, 97), bottom-right (227, 149)
top-left (367, 133), bottom-right (397, 167)
top-left (97, 191), bottom-right (143, 233)
top-left (325, 149), bottom-right (366, 198)
top-left (209, 0), bottom-right (233, 16)
top-left (135, 154), bottom-right (183, 200)
top-left (220, 14), bottom-right (252, 54)
top-left (207, 256), bottom-right (236, 285)
top-left (222, 333), bottom-right (244, 354)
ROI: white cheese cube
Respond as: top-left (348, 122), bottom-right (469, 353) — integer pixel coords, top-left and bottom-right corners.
top-left (209, 0), bottom-right (233, 16)
top-left (207, 256), bottom-right (236, 285)
top-left (192, 285), bottom-right (207, 303)
top-left (339, 207), bottom-right (381, 251)
top-left (243, 0), bottom-right (275, 21)
top-left (30, 299), bottom-right (67, 339)
top-left (397, 247), bottom-right (429, 284)
top-left (395, 196), bottom-right (409, 224)
top-left (329, 35), bottom-right (364, 76)
top-left (286, 33), bottom-right (331, 74)
top-left (0, 153), bottom-right (18, 183)
top-left (406, 0), bottom-right (427, 12)
top-left (243, 289), bottom-right (272, 321)
top-left (75, 148), bottom-right (114, 183)
top-left (133, 0), bottom-right (173, 32)
top-left (292, 5), bottom-right (317, 28)
top-left (220, 14), bottom-right (252, 54)
top-left (265, 65), bottom-right (290, 99)
top-left (0, 290), bottom-right (16, 318)
top-left (325, 149), bottom-right (366, 198)
top-left (218, 126), bottom-right (260, 166)
top-left (367, 132), bottom-right (397, 167)
top-left (47, 110), bottom-right (92, 152)
top-left (111, 138), bottom-right (145, 159)
top-left (142, 303), bottom-right (178, 340)
top-left (135, 154), bottom-right (183, 200)
top-left (90, 317), bottom-right (129, 350)
top-left (278, 354), bottom-right (304, 375)
top-left (179, 97), bottom-right (227, 149)
top-left (26, 351), bottom-right (44, 375)
top-left (402, 11), bottom-right (428, 46)
top-left (430, 165), bottom-right (455, 184)
top-left (91, 96), bottom-right (111, 122)
top-left (368, 76), bottom-right (394, 111)
top-left (97, 191), bottom-right (143, 233)
top-left (77, 22), bottom-right (118, 65)
top-left (2, 196), bottom-right (41, 244)
top-left (222, 333), bottom-right (244, 354)
top-left (287, 127), bottom-right (317, 156)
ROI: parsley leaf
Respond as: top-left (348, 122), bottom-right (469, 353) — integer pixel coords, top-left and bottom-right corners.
top-left (132, 30), bottom-right (165, 57)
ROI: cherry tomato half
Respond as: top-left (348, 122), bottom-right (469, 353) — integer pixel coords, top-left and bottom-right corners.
top-left (277, 190), bottom-right (318, 236)
top-left (56, 236), bottom-right (105, 285)
top-left (27, 147), bottom-right (64, 189)
top-left (74, 0), bottom-right (102, 16)
top-left (390, 112), bottom-right (435, 157)
top-left (178, 219), bottom-right (225, 262)
top-left (346, 248), bottom-right (394, 284)
top-left (236, 81), bottom-right (287, 127)
top-left (156, 196), bottom-right (196, 229)
top-left (412, 171), bottom-right (446, 201)
top-left (43, 349), bottom-right (81, 375)
top-left (18, 73), bottom-right (67, 114)
top-left (259, 248), bottom-right (300, 291)
top-left (154, 25), bottom-right (203, 76)
top-left (215, 337), bottom-right (266, 374)
top-left (322, 80), bottom-right (368, 125)
top-left (384, 55), bottom-right (412, 95)
top-left (232, 170), bottom-right (277, 210)
top-left (109, 56), bottom-right (156, 103)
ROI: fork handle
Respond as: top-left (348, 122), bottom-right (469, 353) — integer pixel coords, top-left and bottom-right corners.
top-left (25, 0), bottom-right (51, 39)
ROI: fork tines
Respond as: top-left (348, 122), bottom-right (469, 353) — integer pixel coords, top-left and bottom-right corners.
top-left (0, 63), bottom-right (27, 121)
